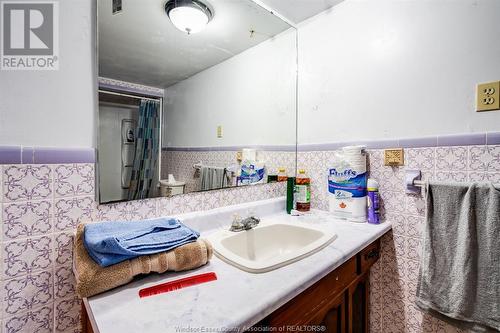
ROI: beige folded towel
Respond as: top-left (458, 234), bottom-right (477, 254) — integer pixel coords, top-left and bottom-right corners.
top-left (74, 223), bottom-right (213, 298)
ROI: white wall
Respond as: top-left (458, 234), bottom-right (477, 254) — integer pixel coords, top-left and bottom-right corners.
top-left (98, 103), bottom-right (138, 202)
top-left (0, 0), bottom-right (95, 148)
top-left (164, 28), bottom-right (297, 148)
top-left (2, 0), bottom-right (500, 149)
top-left (298, 0), bottom-right (500, 144)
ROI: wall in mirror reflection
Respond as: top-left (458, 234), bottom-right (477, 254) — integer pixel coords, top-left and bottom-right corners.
top-left (161, 149), bottom-right (296, 196)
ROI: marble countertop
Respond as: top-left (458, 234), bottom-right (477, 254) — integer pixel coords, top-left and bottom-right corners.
top-left (85, 201), bottom-right (392, 333)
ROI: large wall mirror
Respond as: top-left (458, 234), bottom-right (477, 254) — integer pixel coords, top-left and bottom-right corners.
top-left (97, 0), bottom-right (297, 204)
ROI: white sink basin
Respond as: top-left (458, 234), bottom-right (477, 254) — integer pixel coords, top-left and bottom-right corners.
top-left (208, 220), bottom-right (337, 273)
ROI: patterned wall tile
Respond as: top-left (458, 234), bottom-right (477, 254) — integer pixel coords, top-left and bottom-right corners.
top-left (2, 271), bottom-right (53, 316)
top-left (406, 215), bottom-right (424, 239)
top-left (157, 193), bottom-right (203, 216)
top-left (54, 266), bottom-right (75, 299)
top-left (2, 236), bottom-right (52, 278)
top-left (2, 165), bottom-right (52, 202)
top-left (95, 199), bottom-right (157, 222)
top-left (382, 295), bottom-right (405, 333)
top-left (404, 304), bottom-right (424, 332)
top-left (201, 191), bottom-right (224, 211)
top-left (2, 201), bottom-right (52, 240)
top-left (435, 146), bottom-right (467, 171)
top-left (406, 237), bottom-right (422, 262)
top-left (406, 148), bottom-right (436, 171)
top-left (369, 167), bottom-right (404, 193)
top-left (54, 296), bottom-right (80, 333)
top-left (92, 203), bottom-right (122, 222)
top-left (468, 171), bottom-right (486, 182)
top-left (54, 164), bottom-right (94, 198)
top-left (387, 214), bottom-right (406, 236)
top-left (367, 149), bottom-right (384, 171)
top-left (271, 182), bottom-right (287, 197)
top-left (401, 279), bottom-right (418, 305)
top-left (214, 187), bottom-right (245, 208)
top-left (435, 171), bottom-right (467, 182)
top-left (393, 234), bottom-right (407, 258)
top-left (54, 196), bottom-right (94, 231)
top-left (54, 232), bottom-right (74, 268)
top-left (380, 191), bottom-right (405, 215)
top-left (467, 171), bottom-right (500, 183)
top-left (3, 305), bottom-right (53, 333)
top-left (406, 194), bottom-right (426, 217)
top-left (370, 271), bottom-right (382, 316)
top-left (403, 259), bottom-right (420, 283)
top-left (468, 145), bottom-right (500, 172)
top-left (487, 145), bottom-right (500, 172)
top-left (486, 172), bottom-right (500, 183)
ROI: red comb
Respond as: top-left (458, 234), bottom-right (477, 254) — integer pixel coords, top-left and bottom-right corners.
top-left (138, 272), bottom-right (217, 298)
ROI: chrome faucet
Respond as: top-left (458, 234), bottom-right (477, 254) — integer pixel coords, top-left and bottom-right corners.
top-left (229, 213), bottom-right (260, 232)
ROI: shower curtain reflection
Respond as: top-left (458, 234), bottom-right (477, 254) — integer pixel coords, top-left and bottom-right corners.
top-left (128, 99), bottom-right (160, 200)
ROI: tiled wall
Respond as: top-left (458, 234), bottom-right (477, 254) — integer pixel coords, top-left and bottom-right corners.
top-left (2, 143), bottom-right (499, 332)
top-left (162, 150), bottom-right (296, 193)
top-left (0, 163), bottom-right (286, 333)
top-left (298, 144), bottom-right (500, 333)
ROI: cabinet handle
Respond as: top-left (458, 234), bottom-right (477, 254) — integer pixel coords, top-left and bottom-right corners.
top-left (364, 249), bottom-right (379, 260)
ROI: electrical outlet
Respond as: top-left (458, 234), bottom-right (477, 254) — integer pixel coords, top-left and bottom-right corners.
top-left (384, 149), bottom-right (404, 166)
top-left (217, 125), bottom-right (223, 138)
top-left (476, 81), bottom-right (500, 112)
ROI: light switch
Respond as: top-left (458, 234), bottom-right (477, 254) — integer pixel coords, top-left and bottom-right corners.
top-left (384, 149), bottom-right (404, 166)
top-left (476, 81), bottom-right (500, 112)
top-left (217, 125), bottom-right (223, 138)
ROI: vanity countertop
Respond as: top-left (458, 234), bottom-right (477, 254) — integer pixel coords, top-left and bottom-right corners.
top-left (85, 201), bottom-right (392, 333)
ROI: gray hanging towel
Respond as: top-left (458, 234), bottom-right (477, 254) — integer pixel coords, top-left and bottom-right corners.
top-left (201, 166), bottom-right (225, 191)
top-left (416, 181), bottom-right (500, 332)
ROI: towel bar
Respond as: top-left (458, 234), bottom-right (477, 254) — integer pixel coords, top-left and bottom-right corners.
top-left (405, 169), bottom-right (422, 194)
top-left (412, 180), bottom-right (426, 187)
top-left (193, 163), bottom-right (229, 171)
top-left (411, 179), bottom-right (499, 187)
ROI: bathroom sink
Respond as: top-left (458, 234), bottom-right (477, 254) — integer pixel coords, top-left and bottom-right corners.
top-left (208, 220), bottom-right (337, 273)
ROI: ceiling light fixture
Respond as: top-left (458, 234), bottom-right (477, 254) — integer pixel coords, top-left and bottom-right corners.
top-left (165, 0), bottom-right (213, 35)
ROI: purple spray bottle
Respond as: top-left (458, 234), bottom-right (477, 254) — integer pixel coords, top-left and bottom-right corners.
top-left (367, 179), bottom-right (380, 224)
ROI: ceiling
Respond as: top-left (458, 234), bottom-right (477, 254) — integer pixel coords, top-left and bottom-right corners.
top-left (260, 0), bottom-right (345, 25)
top-left (99, 0), bottom-right (292, 88)
top-left (99, 0), bottom-right (345, 89)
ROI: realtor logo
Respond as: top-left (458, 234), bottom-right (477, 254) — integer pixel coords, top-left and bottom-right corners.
top-left (1, 1), bottom-right (59, 70)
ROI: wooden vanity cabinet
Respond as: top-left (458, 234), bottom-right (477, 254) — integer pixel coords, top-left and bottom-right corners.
top-left (259, 238), bottom-right (381, 333)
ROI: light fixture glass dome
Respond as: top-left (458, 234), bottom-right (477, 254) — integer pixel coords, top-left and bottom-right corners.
top-left (165, 0), bottom-right (213, 34)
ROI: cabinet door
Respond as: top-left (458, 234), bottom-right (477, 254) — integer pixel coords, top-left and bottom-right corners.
top-left (347, 273), bottom-right (369, 333)
top-left (267, 258), bottom-right (357, 327)
top-left (310, 291), bottom-right (347, 333)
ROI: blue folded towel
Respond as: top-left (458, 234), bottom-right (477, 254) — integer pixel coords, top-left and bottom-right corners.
top-left (83, 218), bottom-right (200, 267)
